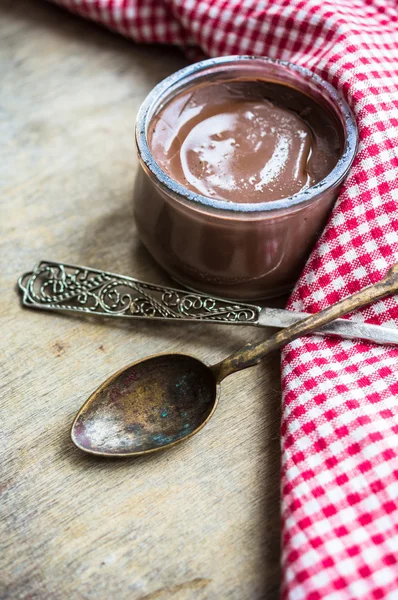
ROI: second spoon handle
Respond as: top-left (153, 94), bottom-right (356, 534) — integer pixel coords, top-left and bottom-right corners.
top-left (215, 263), bottom-right (398, 381)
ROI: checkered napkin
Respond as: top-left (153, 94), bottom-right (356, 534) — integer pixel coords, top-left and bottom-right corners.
top-left (50, 1), bottom-right (398, 597)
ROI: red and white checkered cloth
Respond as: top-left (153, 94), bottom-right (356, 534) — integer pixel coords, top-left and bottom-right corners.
top-left (50, 1), bottom-right (398, 597)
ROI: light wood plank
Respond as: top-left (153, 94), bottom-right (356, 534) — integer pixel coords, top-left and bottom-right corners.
top-left (0, 2), bottom-right (282, 598)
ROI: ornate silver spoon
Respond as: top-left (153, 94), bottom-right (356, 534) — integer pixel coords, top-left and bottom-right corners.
top-left (71, 262), bottom-right (398, 457)
top-left (18, 260), bottom-right (398, 346)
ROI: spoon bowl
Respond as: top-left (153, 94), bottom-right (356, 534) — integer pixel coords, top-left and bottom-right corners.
top-left (72, 263), bottom-right (398, 457)
top-left (71, 354), bottom-right (219, 456)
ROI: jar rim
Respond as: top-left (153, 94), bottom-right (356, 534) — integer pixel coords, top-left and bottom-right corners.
top-left (135, 55), bottom-right (358, 214)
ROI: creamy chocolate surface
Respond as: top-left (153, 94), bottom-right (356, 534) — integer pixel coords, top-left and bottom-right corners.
top-left (148, 80), bottom-right (343, 203)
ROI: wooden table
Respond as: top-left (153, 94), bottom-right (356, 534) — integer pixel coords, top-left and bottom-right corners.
top-left (1, 2), bottom-right (282, 598)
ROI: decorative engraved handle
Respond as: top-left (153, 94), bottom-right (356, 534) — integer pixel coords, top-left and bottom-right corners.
top-left (18, 261), bottom-right (261, 324)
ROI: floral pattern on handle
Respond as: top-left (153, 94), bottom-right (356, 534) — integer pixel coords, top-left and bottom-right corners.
top-left (18, 261), bottom-right (260, 323)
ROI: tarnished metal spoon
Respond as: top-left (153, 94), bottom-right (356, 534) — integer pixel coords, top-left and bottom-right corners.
top-left (71, 263), bottom-right (398, 457)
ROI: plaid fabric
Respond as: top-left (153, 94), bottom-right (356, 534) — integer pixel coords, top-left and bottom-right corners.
top-left (49, 1), bottom-right (398, 598)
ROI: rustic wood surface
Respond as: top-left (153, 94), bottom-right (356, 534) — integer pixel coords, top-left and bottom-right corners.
top-left (0, 2), bottom-right (283, 598)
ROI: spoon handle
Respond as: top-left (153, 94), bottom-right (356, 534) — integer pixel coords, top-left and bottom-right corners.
top-left (18, 260), bottom-right (260, 324)
top-left (18, 261), bottom-right (398, 347)
top-left (215, 263), bottom-right (398, 381)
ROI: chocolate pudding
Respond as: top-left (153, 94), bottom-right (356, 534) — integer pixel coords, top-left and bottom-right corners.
top-left (135, 58), bottom-right (357, 300)
top-left (148, 80), bottom-right (342, 204)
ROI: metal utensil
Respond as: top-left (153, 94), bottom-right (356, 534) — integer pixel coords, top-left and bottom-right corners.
top-left (18, 260), bottom-right (398, 346)
top-left (71, 262), bottom-right (398, 457)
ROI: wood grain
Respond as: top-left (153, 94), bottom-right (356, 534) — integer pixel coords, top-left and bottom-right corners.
top-left (0, 2), bottom-right (282, 598)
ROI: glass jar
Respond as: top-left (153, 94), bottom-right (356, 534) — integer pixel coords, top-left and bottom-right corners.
top-left (134, 56), bottom-right (357, 300)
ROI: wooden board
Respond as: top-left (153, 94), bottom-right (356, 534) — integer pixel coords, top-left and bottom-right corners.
top-left (0, 2), bottom-right (282, 598)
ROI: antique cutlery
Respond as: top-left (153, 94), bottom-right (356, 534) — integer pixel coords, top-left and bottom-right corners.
top-left (70, 262), bottom-right (398, 457)
top-left (18, 260), bottom-right (398, 346)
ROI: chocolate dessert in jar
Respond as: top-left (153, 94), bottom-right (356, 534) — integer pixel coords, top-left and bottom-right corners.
top-left (134, 56), bottom-right (357, 300)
